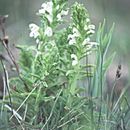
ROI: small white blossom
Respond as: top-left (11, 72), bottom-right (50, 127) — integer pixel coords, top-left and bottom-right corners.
top-left (71, 54), bottom-right (78, 66)
top-left (87, 29), bottom-right (95, 35)
top-left (68, 27), bottom-right (80, 45)
top-left (57, 13), bottom-right (62, 21)
top-left (82, 37), bottom-right (90, 46)
top-left (73, 27), bottom-right (80, 37)
top-left (45, 26), bottom-right (53, 37)
top-left (41, 1), bottom-right (53, 15)
top-left (36, 39), bottom-right (40, 44)
top-left (38, 1), bottom-right (53, 23)
top-left (29, 23), bottom-right (40, 38)
top-left (67, 27), bottom-right (80, 45)
top-left (38, 8), bottom-right (46, 14)
top-left (88, 24), bottom-right (95, 30)
top-left (84, 24), bottom-right (95, 35)
top-left (86, 42), bottom-right (99, 50)
top-left (61, 10), bottom-right (68, 15)
top-left (57, 10), bottom-right (69, 21)
top-left (46, 1), bottom-right (53, 14)
top-left (68, 34), bottom-right (76, 45)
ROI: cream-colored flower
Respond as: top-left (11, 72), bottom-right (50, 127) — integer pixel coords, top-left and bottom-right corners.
top-left (87, 29), bottom-right (95, 35)
top-left (68, 34), bottom-right (76, 45)
top-left (84, 24), bottom-right (95, 30)
top-left (38, 1), bottom-right (53, 23)
top-left (82, 37), bottom-right (90, 46)
top-left (73, 27), bottom-right (80, 37)
top-left (57, 10), bottom-right (69, 21)
top-left (38, 8), bottom-right (46, 14)
top-left (29, 23), bottom-right (40, 38)
top-left (88, 42), bottom-right (99, 46)
top-left (45, 26), bottom-right (53, 37)
top-left (71, 54), bottom-right (78, 66)
top-left (84, 24), bottom-right (95, 35)
top-left (87, 42), bottom-right (99, 50)
top-left (67, 27), bottom-right (80, 45)
top-left (41, 1), bottom-right (53, 15)
top-left (36, 39), bottom-right (40, 44)
top-left (88, 24), bottom-right (95, 30)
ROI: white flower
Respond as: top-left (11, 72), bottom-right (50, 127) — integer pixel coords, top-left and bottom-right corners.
top-left (36, 39), bottom-right (39, 44)
top-left (84, 24), bottom-right (95, 35)
top-left (73, 27), bottom-right (80, 37)
top-left (57, 13), bottom-right (62, 21)
top-left (84, 24), bottom-right (95, 30)
top-left (45, 26), bottom-right (53, 37)
top-left (87, 29), bottom-right (95, 35)
top-left (38, 8), bottom-right (46, 14)
top-left (71, 54), bottom-right (78, 66)
top-left (41, 1), bottom-right (53, 15)
top-left (29, 23), bottom-right (39, 31)
top-left (61, 10), bottom-right (68, 15)
top-left (86, 42), bottom-right (99, 50)
top-left (46, 1), bottom-right (53, 14)
top-left (38, 1), bottom-right (53, 23)
top-left (57, 10), bottom-right (69, 21)
top-left (29, 23), bottom-right (40, 38)
top-left (82, 37), bottom-right (90, 46)
top-left (67, 27), bottom-right (80, 45)
top-left (68, 34), bottom-right (76, 45)
top-left (88, 24), bottom-right (95, 30)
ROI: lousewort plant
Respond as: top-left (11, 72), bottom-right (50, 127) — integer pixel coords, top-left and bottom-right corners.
top-left (0, 0), bottom-right (130, 130)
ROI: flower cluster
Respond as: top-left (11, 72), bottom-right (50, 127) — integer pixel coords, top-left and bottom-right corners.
top-left (44, 26), bottom-right (53, 37)
top-left (29, 1), bottom-right (98, 68)
top-left (29, 23), bottom-right (53, 43)
top-left (38, 1), bottom-right (68, 23)
top-left (84, 24), bottom-right (95, 35)
top-left (67, 27), bottom-right (80, 45)
top-left (38, 1), bottom-right (53, 23)
top-left (67, 23), bottom-right (98, 66)
top-left (29, 23), bottom-right (40, 43)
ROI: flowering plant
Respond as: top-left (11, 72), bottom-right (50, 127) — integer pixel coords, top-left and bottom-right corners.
top-left (25, 1), bottom-right (98, 96)
top-left (9, 1), bottom-right (98, 128)
top-left (3, 0), bottom-right (121, 130)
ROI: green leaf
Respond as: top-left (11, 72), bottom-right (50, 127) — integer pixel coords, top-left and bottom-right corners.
top-left (103, 52), bottom-right (116, 75)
